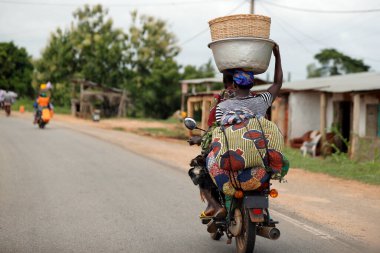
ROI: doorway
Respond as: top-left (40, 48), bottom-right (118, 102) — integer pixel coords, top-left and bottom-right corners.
top-left (334, 101), bottom-right (352, 152)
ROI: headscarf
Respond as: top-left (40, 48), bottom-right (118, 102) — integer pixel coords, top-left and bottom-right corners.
top-left (232, 70), bottom-right (255, 87)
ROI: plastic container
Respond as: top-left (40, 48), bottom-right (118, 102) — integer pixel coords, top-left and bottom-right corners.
top-left (208, 37), bottom-right (275, 74)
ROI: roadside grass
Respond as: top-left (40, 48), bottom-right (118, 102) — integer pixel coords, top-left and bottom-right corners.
top-left (130, 116), bottom-right (180, 124)
top-left (136, 126), bottom-right (188, 140)
top-left (11, 97), bottom-right (71, 114)
top-left (12, 97), bottom-right (34, 112)
top-left (53, 106), bottom-right (71, 114)
top-left (284, 147), bottom-right (380, 185)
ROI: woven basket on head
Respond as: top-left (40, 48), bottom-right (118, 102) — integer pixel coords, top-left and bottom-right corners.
top-left (208, 14), bottom-right (271, 41)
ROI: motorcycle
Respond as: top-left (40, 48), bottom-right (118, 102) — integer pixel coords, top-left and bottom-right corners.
top-left (4, 102), bottom-right (11, 116)
top-left (184, 117), bottom-right (280, 253)
top-left (36, 107), bottom-right (52, 129)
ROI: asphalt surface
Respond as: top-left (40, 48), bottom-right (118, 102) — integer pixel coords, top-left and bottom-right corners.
top-left (0, 116), bottom-right (368, 253)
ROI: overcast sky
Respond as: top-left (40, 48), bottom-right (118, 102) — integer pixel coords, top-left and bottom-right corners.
top-left (0, 0), bottom-right (379, 81)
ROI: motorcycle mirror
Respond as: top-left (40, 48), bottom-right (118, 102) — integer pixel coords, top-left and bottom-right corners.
top-left (184, 117), bottom-right (197, 130)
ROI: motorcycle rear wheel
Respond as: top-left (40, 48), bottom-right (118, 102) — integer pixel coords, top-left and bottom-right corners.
top-left (235, 207), bottom-right (256, 253)
top-left (5, 106), bottom-right (11, 116)
top-left (38, 121), bottom-right (46, 129)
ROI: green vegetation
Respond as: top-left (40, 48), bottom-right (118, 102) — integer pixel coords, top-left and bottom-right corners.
top-left (137, 127), bottom-right (187, 140)
top-left (11, 97), bottom-right (71, 114)
top-left (53, 105), bottom-right (71, 114)
top-left (133, 117), bottom-right (179, 124)
top-left (307, 48), bottom-right (370, 78)
top-left (284, 147), bottom-right (380, 185)
top-left (11, 97), bottom-right (34, 112)
top-left (0, 42), bottom-right (34, 97)
top-left (31, 4), bottom-right (215, 118)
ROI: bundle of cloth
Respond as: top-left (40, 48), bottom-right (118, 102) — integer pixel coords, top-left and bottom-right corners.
top-left (206, 109), bottom-right (288, 196)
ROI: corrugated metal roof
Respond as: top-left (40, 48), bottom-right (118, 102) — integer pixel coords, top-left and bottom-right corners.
top-left (180, 77), bottom-right (222, 84)
top-left (251, 72), bottom-right (380, 93)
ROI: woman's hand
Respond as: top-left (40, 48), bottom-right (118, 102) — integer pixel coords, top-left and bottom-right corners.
top-left (188, 136), bottom-right (202, 146)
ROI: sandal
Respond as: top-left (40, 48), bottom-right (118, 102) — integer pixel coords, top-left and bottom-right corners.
top-left (200, 211), bottom-right (212, 224)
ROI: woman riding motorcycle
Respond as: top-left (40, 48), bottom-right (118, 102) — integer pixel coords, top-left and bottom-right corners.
top-left (188, 45), bottom-right (283, 226)
top-left (33, 91), bottom-right (53, 124)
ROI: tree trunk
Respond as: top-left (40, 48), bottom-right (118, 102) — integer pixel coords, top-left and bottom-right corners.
top-left (117, 89), bottom-right (127, 117)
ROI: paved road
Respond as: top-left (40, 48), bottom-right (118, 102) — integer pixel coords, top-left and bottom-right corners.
top-left (0, 116), bottom-right (367, 253)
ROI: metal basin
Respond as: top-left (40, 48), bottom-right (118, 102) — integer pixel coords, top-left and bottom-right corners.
top-left (208, 37), bottom-right (276, 74)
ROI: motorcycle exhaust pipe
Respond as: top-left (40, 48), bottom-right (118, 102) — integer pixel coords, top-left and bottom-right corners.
top-left (257, 226), bottom-right (281, 240)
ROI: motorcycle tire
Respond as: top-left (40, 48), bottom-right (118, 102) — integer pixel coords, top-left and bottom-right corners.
top-left (38, 122), bottom-right (46, 129)
top-left (235, 207), bottom-right (256, 253)
top-left (5, 107), bottom-right (11, 116)
top-left (210, 231), bottom-right (223, 241)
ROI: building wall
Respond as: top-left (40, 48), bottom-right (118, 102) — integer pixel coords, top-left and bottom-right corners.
top-left (360, 94), bottom-right (380, 137)
top-left (351, 92), bottom-right (380, 161)
top-left (288, 92), bottom-right (321, 139)
top-left (271, 96), bottom-right (288, 140)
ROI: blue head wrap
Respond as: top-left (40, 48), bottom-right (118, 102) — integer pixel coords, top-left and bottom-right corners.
top-left (233, 70), bottom-right (255, 87)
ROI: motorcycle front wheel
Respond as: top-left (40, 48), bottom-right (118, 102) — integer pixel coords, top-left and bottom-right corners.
top-left (235, 207), bottom-right (256, 253)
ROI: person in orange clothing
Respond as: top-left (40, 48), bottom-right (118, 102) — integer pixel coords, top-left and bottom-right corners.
top-left (33, 92), bottom-right (53, 124)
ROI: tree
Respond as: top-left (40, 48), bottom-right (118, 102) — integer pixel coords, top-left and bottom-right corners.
top-left (307, 48), bottom-right (370, 78)
top-left (34, 4), bottom-right (129, 106)
top-left (0, 42), bottom-right (33, 97)
top-left (181, 59), bottom-right (215, 80)
top-left (34, 5), bottom-right (191, 118)
top-left (127, 11), bottom-right (181, 118)
top-left (70, 4), bottom-right (128, 86)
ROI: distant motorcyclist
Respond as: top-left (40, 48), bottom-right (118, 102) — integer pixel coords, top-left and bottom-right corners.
top-left (33, 85), bottom-right (53, 124)
top-left (0, 89), bottom-right (5, 109)
top-left (3, 90), bottom-right (15, 116)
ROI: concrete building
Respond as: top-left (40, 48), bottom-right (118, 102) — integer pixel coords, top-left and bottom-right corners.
top-left (251, 72), bottom-right (380, 159)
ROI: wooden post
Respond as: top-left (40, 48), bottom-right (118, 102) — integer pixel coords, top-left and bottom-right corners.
top-left (320, 92), bottom-right (327, 155)
top-left (187, 97), bottom-right (194, 119)
top-left (187, 97), bottom-right (195, 137)
top-left (206, 83), bottom-right (211, 93)
top-left (250, 0), bottom-right (254, 14)
top-left (351, 93), bottom-right (361, 159)
top-left (181, 82), bottom-right (188, 113)
top-left (201, 98), bottom-right (211, 131)
top-left (79, 83), bottom-right (84, 117)
top-left (117, 89), bottom-right (127, 117)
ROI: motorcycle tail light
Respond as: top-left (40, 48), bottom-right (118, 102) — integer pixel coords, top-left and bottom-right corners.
top-left (252, 209), bottom-right (263, 215)
top-left (269, 189), bottom-right (279, 198)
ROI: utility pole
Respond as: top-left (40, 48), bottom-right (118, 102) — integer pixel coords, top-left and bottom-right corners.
top-left (250, 0), bottom-right (255, 14)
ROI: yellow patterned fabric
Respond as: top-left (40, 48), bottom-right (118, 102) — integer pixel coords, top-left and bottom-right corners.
top-left (206, 116), bottom-right (285, 196)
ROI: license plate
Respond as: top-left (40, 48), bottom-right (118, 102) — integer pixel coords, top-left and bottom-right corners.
top-left (244, 195), bottom-right (269, 209)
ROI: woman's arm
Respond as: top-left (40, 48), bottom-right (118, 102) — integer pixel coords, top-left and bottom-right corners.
top-left (267, 44), bottom-right (283, 101)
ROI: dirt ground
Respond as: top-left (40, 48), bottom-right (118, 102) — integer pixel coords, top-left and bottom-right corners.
top-left (13, 112), bottom-right (380, 248)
